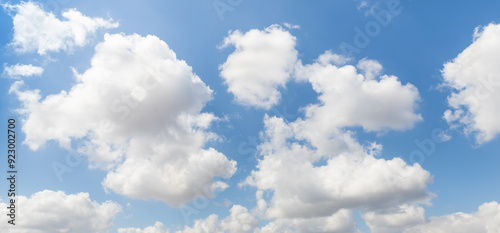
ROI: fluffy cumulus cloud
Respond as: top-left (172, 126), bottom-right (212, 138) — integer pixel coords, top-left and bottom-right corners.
top-left (363, 204), bottom-right (426, 233)
top-left (316, 50), bottom-right (352, 66)
top-left (118, 222), bottom-right (170, 233)
top-left (118, 205), bottom-right (258, 233)
top-left (404, 201), bottom-right (500, 233)
top-left (442, 23), bottom-right (500, 144)
top-left (256, 209), bottom-right (359, 233)
top-left (356, 57), bottom-right (383, 80)
top-left (118, 201), bottom-right (500, 233)
top-left (236, 48), bottom-right (428, 230)
top-left (0, 190), bottom-right (121, 233)
top-left (294, 55), bottom-right (422, 134)
top-left (177, 205), bottom-right (258, 233)
top-left (244, 115), bottom-right (431, 220)
top-left (289, 55), bottom-right (422, 157)
top-left (11, 33), bottom-right (236, 206)
top-left (3, 63), bottom-right (43, 78)
top-left (3, 1), bottom-right (118, 55)
top-left (219, 25), bottom-right (298, 109)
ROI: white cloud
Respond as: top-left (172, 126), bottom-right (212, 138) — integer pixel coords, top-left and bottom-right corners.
top-left (219, 25), bottom-right (298, 109)
top-left (362, 201), bottom-right (500, 233)
top-left (118, 222), bottom-right (170, 233)
top-left (177, 205), bottom-right (257, 233)
top-left (218, 205), bottom-right (260, 233)
top-left (404, 202), bottom-right (500, 233)
top-left (11, 33), bottom-right (236, 207)
top-left (355, 0), bottom-right (381, 16)
top-left (315, 50), bottom-right (352, 66)
top-left (256, 209), bottom-right (360, 233)
top-left (295, 52), bottom-right (422, 135)
top-left (122, 205), bottom-right (258, 233)
top-left (3, 63), bottom-right (43, 78)
top-left (239, 51), bottom-right (429, 231)
top-left (243, 116), bottom-right (431, 220)
top-left (283, 23), bottom-right (300, 30)
top-left (357, 0), bottom-right (369, 10)
top-left (176, 215), bottom-right (221, 233)
top-left (363, 204), bottom-right (426, 233)
top-left (442, 23), bottom-right (500, 144)
top-left (4, 1), bottom-right (118, 55)
top-left (0, 190), bottom-right (121, 233)
top-left (356, 57), bottom-right (383, 80)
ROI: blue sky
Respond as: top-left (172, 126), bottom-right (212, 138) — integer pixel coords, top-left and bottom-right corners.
top-left (1, 0), bottom-right (500, 232)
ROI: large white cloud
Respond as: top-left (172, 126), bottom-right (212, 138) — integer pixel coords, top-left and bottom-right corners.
top-left (256, 209), bottom-right (360, 233)
top-left (3, 63), bottom-right (43, 78)
top-left (291, 55), bottom-right (422, 156)
top-left (177, 205), bottom-right (258, 233)
top-left (11, 33), bottom-right (236, 207)
top-left (219, 25), bottom-right (298, 109)
top-left (243, 115), bottom-right (431, 220)
top-left (442, 23), bottom-right (500, 144)
top-left (4, 1), bottom-right (118, 55)
top-left (363, 204), bottom-right (426, 233)
top-left (294, 55), bottom-right (422, 134)
top-left (0, 190), bottom-right (121, 233)
top-left (362, 201), bottom-right (500, 233)
top-left (118, 205), bottom-right (258, 233)
top-left (118, 222), bottom-right (170, 233)
top-left (404, 201), bottom-right (500, 233)
top-left (238, 51), bottom-right (429, 230)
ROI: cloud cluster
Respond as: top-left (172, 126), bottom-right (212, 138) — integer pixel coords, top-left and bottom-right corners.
top-left (361, 201), bottom-right (500, 232)
top-left (244, 115), bottom-right (431, 221)
top-left (3, 63), bottom-right (43, 78)
top-left (118, 205), bottom-right (258, 233)
top-left (219, 25), bottom-right (298, 109)
top-left (442, 23), bottom-right (500, 144)
top-left (0, 190), bottom-right (121, 233)
top-left (293, 56), bottom-right (422, 154)
top-left (118, 222), bottom-right (170, 233)
top-left (177, 205), bottom-right (258, 233)
top-left (218, 25), bottom-right (422, 133)
top-left (11, 32), bottom-right (236, 207)
top-left (4, 2), bottom-right (498, 231)
top-left (363, 204), bottom-right (426, 233)
top-left (4, 1), bottom-right (118, 55)
top-left (118, 200), bottom-right (500, 233)
top-left (405, 201), bottom-right (500, 233)
top-left (256, 209), bottom-right (359, 233)
top-left (226, 30), bottom-right (428, 229)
